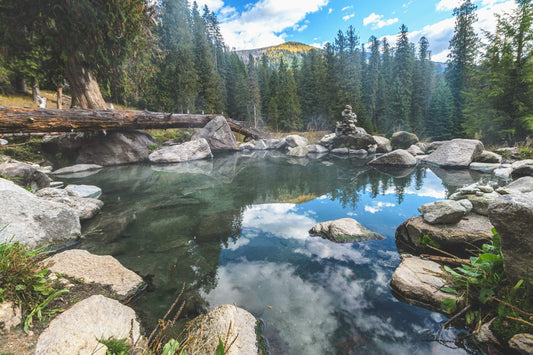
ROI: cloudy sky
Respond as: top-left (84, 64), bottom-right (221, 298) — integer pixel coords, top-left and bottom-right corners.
top-left (196, 0), bottom-right (517, 62)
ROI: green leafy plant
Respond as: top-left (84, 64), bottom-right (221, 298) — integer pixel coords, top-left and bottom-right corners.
top-left (0, 234), bottom-right (67, 332)
top-left (161, 339), bottom-right (184, 355)
top-left (100, 337), bottom-right (131, 355)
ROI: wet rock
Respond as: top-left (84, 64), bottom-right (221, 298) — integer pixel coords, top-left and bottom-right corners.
top-left (309, 218), bottom-right (384, 243)
top-left (418, 199), bottom-right (473, 225)
top-left (488, 192), bottom-right (533, 285)
top-left (474, 150), bottom-right (502, 164)
top-left (0, 178), bottom-right (80, 247)
top-left (184, 304), bottom-right (259, 355)
top-left (422, 139), bottom-right (484, 168)
top-left (330, 148), bottom-right (368, 157)
top-left (390, 131), bottom-right (419, 150)
top-left (192, 116), bottom-right (237, 151)
top-left (0, 162), bottom-right (51, 191)
top-left (65, 184), bottom-right (102, 199)
top-left (511, 159), bottom-right (533, 179)
top-left (287, 146), bottom-right (309, 157)
top-left (36, 187), bottom-right (103, 221)
top-left (497, 176), bottom-right (533, 195)
top-left (390, 256), bottom-right (461, 310)
top-left (451, 191), bottom-right (500, 216)
top-left (509, 333), bottom-right (533, 355)
top-left (373, 136), bottom-right (392, 153)
top-left (395, 214), bottom-right (493, 257)
top-left (407, 144), bottom-right (425, 156)
top-left (285, 135), bottom-right (308, 148)
top-left (50, 164), bottom-right (102, 177)
top-left (494, 167), bottom-right (513, 180)
top-left (149, 138), bottom-right (212, 163)
top-left (35, 295), bottom-right (141, 355)
top-left (45, 249), bottom-right (144, 301)
top-left (306, 144), bottom-right (328, 154)
top-left (0, 301), bottom-right (21, 334)
top-left (369, 149), bottom-right (417, 167)
top-left (469, 162), bottom-right (501, 173)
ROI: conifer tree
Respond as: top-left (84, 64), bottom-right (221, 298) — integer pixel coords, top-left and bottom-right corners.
top-left (426, 76), bottom-right (453, 140)
top-left (277, 59), bottom-right (302, 131)
top-left (392, 25), bottom-right (415, 131)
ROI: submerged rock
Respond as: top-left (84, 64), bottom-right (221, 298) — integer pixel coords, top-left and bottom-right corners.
top-left (51, 164), bottom-right (103, 177)
top-left (369, 149), bottom-right (417, 167)
top-left (390, 131), bottom-right (418, 150)
top-left (390, 256), bottom-right (461, 310)
top-left (422, 139), bottom-right (484, 168)
top-left (45, 249), bottom-right (144, 301)
top-left (192, 116), bottom-right (237, 151)
top-left (65, 184), bottom-right (102, 199)
top-left (35, 295), bottom-right (141, 355)
top-left (0, 178), bottom-right (80, 247)
top-left (395, 214), bottom-right (493, 257)
top-left (418, 199), bottom-right (473, 225)
top-left (149, 138), bottom-right (212, 163)
top-left (184, 304), bottom-right (259, 355)
top-left (309, 218), bottom-right (384, 243)
top-left (488, 192), bottom-right (533, 285)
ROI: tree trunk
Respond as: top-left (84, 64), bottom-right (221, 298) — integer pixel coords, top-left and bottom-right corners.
top-left (65, 54), bottom-right (107, 109)
top-left (32, 78), bottom-right (41, 103)
top-left (14, 74), bottom-right (26, 93)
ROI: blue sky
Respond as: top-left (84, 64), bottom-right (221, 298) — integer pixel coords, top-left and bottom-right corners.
top-left (196, 0), bottom-right (517, 62)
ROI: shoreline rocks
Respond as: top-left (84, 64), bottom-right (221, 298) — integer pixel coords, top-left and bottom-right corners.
top-left (309, 218), bottom-right (384, 243)
top-left (369, 149), bottom-right (417, 167)
top-left (422, 139), bottom-right (484, 168)
top-left (149, 138), bottom-right (212, 163)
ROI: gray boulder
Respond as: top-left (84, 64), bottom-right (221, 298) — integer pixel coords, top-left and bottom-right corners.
top-left (450, 190), bottom-right (500, 216)
top-left (422, 139), bottom-right (484, 168)
top-left (0, 301), bottom-right (21, 334)
top-left (390, 257), bottom-right (461, 310)
top-left (416, 142), bottom-right (429, 153)
top-left (184, 304), bottom-right (259, 355)
top-left (509, 333), bottom-right (533, 355)
top-left (395, 214), bottom-right (493, 256)
top-left (407, 144), bottom-right (425, 156)
top-left (42, 131), bottom-right (155, 166)
top-left (330, 148), bottom-right (368, 157)
top-left (192, 116), bottom-right (237, 151)
top-left (285, 135), bottom-right (308, 148)
top-left (0, 178), bottom-right (80, 247)
top-left (65, 184), bottom-right (102, 199)
top-left (0, 162), bottom-right (51, 191)
top-left (426, 141), bottom-right (446, 154)
top-left (46, 249), bottom-right (144, 301)
top-left (390, 131), bottom-right (419, 150)
top-left (497, 176), bottom-right (533, 195)
top-left (332, 132), bottom-right (376, 151)
top-left (369, 149), bottom-right (417, 167)
top-left (320, 133), bottom-right (336, 145)
top-left (418, 199), bottom-right (473, 225)
top-left (309, 218), bottom-right (384, 243)
top-left (488, 192), bottom-right (533, 284)
top-left (35, 295), bottom-right (141, 355)
top-left (36, 187), bottom-right (103, 221)
top-left (149, 138), bottom-right (212, 163)
top-left (511, 159), bottom-right (533, 179)
top-left (494, 167), bottom-right (513, 180)
top-left (287, 146), bottom-right (309, 157)
top-left (469, 162), bottom-right (501, 173)
top-left (307, 144), bottom-right (329, 154)
top-left (474, 150), bottom-right (502, 164)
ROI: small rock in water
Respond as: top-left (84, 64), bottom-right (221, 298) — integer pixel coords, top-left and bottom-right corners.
top-left (309, 218), bottom-right (384, 243)
top-left (65, 184), bottom-right (102, 199)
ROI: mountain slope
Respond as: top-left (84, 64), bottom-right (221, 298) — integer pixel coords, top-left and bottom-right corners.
top-left (235, 41), bottom-right (319, 67)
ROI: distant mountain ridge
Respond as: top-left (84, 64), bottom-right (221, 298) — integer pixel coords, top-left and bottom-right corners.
top-left (235, 41), bottom-right (318, 67)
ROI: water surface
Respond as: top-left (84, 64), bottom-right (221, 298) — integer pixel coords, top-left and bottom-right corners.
top-left (66, 152), bottom-right (492, 354)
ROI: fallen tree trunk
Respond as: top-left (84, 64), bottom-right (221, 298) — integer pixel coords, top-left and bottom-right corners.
top-left (0, 106), bottom-right (263, 140)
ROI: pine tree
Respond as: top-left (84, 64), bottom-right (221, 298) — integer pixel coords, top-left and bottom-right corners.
top-left (411, 37), bottom-right (433, 133)
top-left (366, 36), bottom-right (381, 131)
top-left (277, 59), bottom-right (302, 131)
top-left (446, 0), bottom-right (478, 137)
top-left (392, 24), bottom-right (415, 131)
top-left (426, 76), bottom-right (453, 140)
top-left (376, 38), bottom-right (394, 133)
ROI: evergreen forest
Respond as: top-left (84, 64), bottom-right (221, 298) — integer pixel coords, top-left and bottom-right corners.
top-left (0, 0), bottom-right (532, 144)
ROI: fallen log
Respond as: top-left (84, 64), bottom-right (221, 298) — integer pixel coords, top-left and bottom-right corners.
top-left (0, 106), bottom-right (264, 140)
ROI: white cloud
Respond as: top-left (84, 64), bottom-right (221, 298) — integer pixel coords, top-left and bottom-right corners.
top-left (364, 201), bottom-right (396, 214)
top-left (218, 0), bottom-right (329, 50)
top-left (436, 0), bottom-right (462, 11)
top-left (342, 5), bottom-right (353, 11)
top-left (343, 13), bottom-right (355, 21)
top-left (297, 24), bottom-right (308, 32)
top-left (363, 13), bottom-right (399, 30)
top-left (196, 0), bottom-right (225, 12)
top-left (328, 8), bottom-right (333, 14)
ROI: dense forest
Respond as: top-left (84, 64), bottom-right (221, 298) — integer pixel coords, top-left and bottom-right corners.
top-left (0, 0), bottom-right (532, 144)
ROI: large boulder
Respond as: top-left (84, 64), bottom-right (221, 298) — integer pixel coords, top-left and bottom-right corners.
top-left (286, 146), bottom-right (309, 157)
top-left (307, 144), bottom-right (329, 154)
top-left (149, 138), bottom-right (212, 163)
top-left (192, 116), bottom-right (237, 151)
top-left (0, 178), bottom-right (80, 247)
top-left (407, 144), bottom-right (425, 156)
top-left (285, 135), bottom-right (308, 148)
top-left (42, 131), bottom-right (155, 166)
top-left (488, 192), bottom-right (533, 285)
top-left (395, 214), bottom-right (493, 256)
top-left (497, 176), bottom-right (533, 195)
top-left (373, 136), bottom-right (392, 153)
top-left (331, 131), bottom-right (377, 151)
top-left (36, 187), bottom-right (103, 221)
top-left (390, 131), bottom-right (419, 150)
top-left (474, 150), bottom-right (502, 164)
top-left (35, 295), bottom-right (141, 355)
top-left (184, 304), bottom-right (260, 355)
top-left (45, 249), bottom-right (144, 301)
top-left (369, 149), bottom-right (417, 167)
top-left (390, 257), bottom-right (461, 310)
top-left (422, 139), bottom-right (484, 168)
top-left (0, 162), bottom-right (51, 191)
top-left (309, 218), bottom-right (384, 243)
top-left (418, 199), bottom-right (473, 225)
top-left (511, 159), bottom-right (533, 179)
